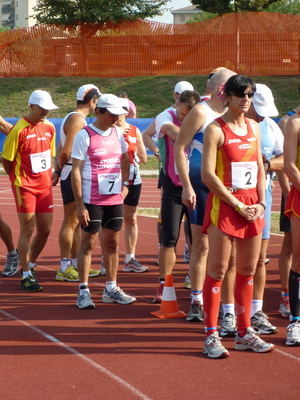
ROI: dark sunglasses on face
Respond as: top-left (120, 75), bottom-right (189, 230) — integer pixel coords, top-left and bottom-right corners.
top-left (228, 91), bottom-right (255, 98)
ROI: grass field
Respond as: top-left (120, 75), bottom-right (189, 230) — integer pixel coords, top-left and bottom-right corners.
top-left (0, 75), bottom-right (299, 119)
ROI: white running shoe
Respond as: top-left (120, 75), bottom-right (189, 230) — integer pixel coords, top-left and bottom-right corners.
top-left (123, 258), bottom-right (149, 273)
top-left (77, 291), bottom-right (95, 309)
top-left (2, 251), bottom-right (19, 277)
top-left (220, 313), bottom-right (237, 337)
top-left (203, 332), bottom-right (230, 359)
top-left (102, 287), bottom-right (136, 304)
top-left (251, 311), bottom-right (278, 334)
top-left (286, 320), bottom-right (300, 346)
top-left (234, 327), bottom-right (275, 352)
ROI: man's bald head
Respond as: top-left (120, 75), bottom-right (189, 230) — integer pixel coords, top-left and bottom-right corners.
top-left (209, 68), bottom-right (237, 94)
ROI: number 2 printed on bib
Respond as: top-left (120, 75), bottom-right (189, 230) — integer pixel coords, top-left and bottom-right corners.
top-left (30, 149), bottom-right (51, 173)
top-left (231, 161), bottom-right (257, 189)
top-left (98, 173), bottom-right (121, 195)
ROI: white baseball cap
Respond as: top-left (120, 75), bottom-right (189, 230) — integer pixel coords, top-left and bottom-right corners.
top-left (96, 94), bottom-right (127, 115)
top-left (28, 90), bottom-right (58, 110)
top-left (174, 81), bottom-right (194, 94)
top-left (76, 84), bottom-right (102, 101)
top-left (252, 84), bottom-right (278, 117)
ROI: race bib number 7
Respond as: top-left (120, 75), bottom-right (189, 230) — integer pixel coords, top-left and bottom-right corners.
top-left (30, 149), bottom-right (51, 173)
top-left (98, 173), bottom-right (122, 195)
top-left (231, 161), bottom-right (257, 189)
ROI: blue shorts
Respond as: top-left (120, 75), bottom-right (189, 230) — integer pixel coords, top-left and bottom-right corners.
top-left (262, 178), bottom-right (272, 240)
top-left (188, 181), bottom-right (210, 226)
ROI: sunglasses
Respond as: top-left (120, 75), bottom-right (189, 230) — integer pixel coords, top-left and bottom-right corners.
top-left (228, 91), bottom-right (255, 99)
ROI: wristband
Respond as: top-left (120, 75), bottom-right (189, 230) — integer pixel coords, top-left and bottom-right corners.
top-left (54, 170), bottom-right (61, 177)
top-left (234, 201), bottom-right (244, 211)
top-left (154, 151), bottom-right (160, 157)
top-left (259, 202), bottom-right (266, 210)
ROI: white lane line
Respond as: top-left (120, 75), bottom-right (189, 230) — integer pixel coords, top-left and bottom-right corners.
top-left (275, 348), bottom-right (300, 361)
top-left (0, 309), bottom-right (154, 400)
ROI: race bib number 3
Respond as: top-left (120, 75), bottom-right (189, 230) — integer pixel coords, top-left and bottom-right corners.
top-left (30, 149), bottom-right (51, 173)
top-left (98, 173), bottom-right (122, 195)
top-left (231, 161), bottom-right (257, 189)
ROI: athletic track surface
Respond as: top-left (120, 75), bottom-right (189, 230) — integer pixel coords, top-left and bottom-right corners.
top-left (0, 176), bottom-right (299, 400)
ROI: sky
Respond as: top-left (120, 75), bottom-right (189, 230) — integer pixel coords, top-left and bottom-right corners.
top-left (148, 0), bottom-right (193, 24)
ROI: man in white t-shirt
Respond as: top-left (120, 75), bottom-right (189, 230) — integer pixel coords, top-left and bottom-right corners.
top-left (71, 94), bottom-right (135, 309)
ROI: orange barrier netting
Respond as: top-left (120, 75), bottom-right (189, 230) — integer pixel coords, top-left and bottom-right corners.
top-left (0, 11), bottom-right (299, 78)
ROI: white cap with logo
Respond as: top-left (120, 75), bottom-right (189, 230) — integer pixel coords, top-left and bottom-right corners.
top-left (76, 84), bottom-right (102, 101)
top-left (96, 94), bottom-right (127, 115)
top-left (28, 90), bottom-right (58, 110)
top-left (174, 81), bottom-right (194, 94)
top-left (252, 84), bottom-right (278, 117)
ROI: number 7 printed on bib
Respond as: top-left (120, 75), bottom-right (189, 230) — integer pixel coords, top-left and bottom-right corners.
top-left (98, 173), bottom-right (122, 195)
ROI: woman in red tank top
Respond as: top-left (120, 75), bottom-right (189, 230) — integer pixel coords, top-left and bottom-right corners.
top-left (200, 74), bottom-right (275, 359)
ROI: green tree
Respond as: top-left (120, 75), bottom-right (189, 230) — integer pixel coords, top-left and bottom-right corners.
top-left (191, 0), bottom-right (280, 15)
top-left (33, 0), bottom-right (168, 26)
top-left (267, 0), bottom-right (300, 14)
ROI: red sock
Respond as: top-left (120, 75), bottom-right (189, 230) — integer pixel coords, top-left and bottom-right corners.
top-left (235, 273), bottom-right (253, 337)
top-left (203, 274), bottom-right (222, 336)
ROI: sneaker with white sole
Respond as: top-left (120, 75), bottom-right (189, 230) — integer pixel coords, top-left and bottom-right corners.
top-left (73, 266), bottom-right (100, 278)
top-left (203, 332), bottom-right (230, 359)
top-left (102, 286), bottom-right (136, 304)
top-left (2, 251), bottom-right (19, 277)
top-left (234, 327), bottom-right (275, 353)
top-left (123, 258), bottom-right (149, 273)
top-left (251, 311), bottom-right (278, 334)
top-left (77, 291), bottom-right (95, 309)
top-left (56, 265), bottom-right (79, 282)
top-left (286, 320), bottom-right (300, 346)
top-left (279, 293), bottom-right (291, 318)
top-left (220, 313), bottom-right (237, 337)
top-left (183, 274), bottom-right (191, 289)
top-left (186, 301), bottom-right (203, 322)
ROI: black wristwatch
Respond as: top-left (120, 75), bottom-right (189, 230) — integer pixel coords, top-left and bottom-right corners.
top-left (265, 159), bottom-right (270, 171)
top-left (154, 151), bottom-right (160, 157)
top-left (123, 181), bottom-right (130, 187)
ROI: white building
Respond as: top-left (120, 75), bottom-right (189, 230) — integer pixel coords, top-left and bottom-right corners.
top-left (0, 0), bottom-right (38, 29)
top-left (171, 5), bottom-right (202, 24)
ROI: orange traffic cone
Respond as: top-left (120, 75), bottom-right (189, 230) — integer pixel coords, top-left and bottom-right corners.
top-left (151, 275), bottom-right (187, 319)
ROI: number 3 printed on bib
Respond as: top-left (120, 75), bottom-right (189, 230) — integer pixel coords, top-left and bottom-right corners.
top-left (30, 149), bottom-right (51, 173)
top-left (231, 161), bottom-right (257, 189)
top-left (98, 173), bottom-right (122, 195)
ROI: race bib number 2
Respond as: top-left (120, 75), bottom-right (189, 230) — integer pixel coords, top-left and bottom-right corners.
top-left (30, 149), bottom-right (51, 173)
top-left (231, 161), bottom-right (257, 189)
top-left (98, 173), bottom-right (122, 195)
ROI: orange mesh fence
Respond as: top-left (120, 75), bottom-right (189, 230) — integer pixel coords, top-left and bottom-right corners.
top-left (0, 11), bottom-right (299, 78)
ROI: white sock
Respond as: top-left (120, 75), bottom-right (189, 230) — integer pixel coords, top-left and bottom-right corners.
top-left (191, 291), bottom-right (203, 304)
top-left (29, 262), bottom-right (35, 269)
top-left (7, 248), bottom-right (17, 256)
top-left (22, 270), bottom-right (32, 279)
top-left (251, 300), bottom-right (263, 317)
top-left (79, 283), bottom-right (89, 295)
top-left (106, 281), bottom-right (116, 292)
top-left (222, 303), bottom-right (235, 316)
top-left (60, 258), bottom-right (71, 272)
top-left (71, 258), bottom-right (77, 268)
top-left (125, 254), bottom-right (134, 262)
